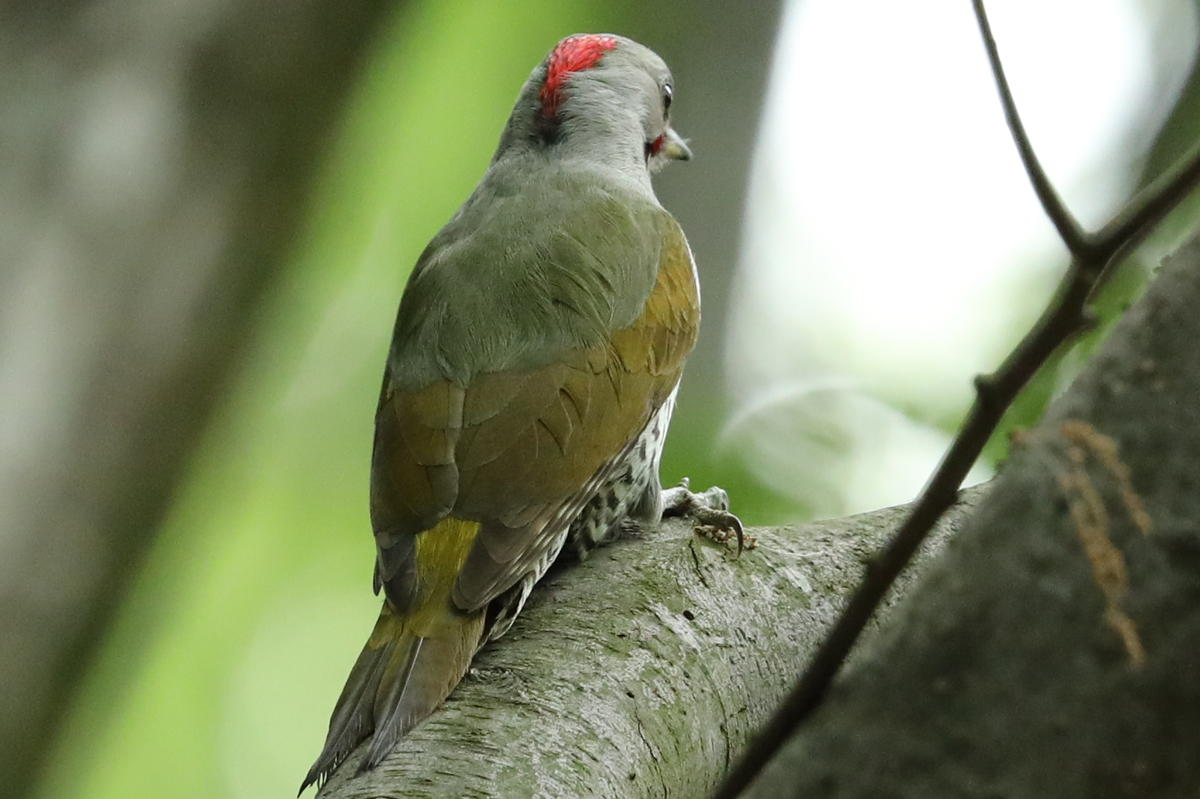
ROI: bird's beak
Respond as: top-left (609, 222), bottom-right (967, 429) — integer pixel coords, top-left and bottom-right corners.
top-left (660, 127), bottom-right (692, 161)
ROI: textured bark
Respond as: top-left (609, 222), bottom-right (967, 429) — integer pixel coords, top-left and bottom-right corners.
top-left (0, 2), bottom-right (393, 795)
top-left (316, 491), bottom-right (984, 799)
top-left (743, 236), bottom-right (1200, 798)
top-left (316, 234), bottom-right (1200, 799)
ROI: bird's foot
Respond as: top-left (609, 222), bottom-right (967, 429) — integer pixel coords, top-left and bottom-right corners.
top-left (661, 478), bottom-right (752, 555)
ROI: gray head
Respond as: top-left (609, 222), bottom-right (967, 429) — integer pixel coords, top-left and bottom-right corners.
top-left (494, 34), bottom-right (691, 177)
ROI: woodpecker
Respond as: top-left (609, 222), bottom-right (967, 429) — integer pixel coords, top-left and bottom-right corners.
top-left (302, 33), bottom-right (737, 791)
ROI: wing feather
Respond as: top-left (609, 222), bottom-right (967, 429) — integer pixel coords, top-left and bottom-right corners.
top-left (371, 214), bottom-right (699, 617)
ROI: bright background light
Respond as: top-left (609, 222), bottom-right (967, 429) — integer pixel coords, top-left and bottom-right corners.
top-left (724, 0), bottom-right (1198, 518)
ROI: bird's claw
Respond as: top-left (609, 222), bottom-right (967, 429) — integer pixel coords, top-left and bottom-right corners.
top-left (661, 478), bottom-right (750, 555)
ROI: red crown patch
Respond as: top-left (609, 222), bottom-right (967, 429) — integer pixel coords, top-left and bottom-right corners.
top-left (539, 34), bottom-right (618, 119)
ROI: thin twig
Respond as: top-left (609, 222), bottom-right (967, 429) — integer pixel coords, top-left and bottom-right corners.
top-left (710, 3), bottom-right (1200, 797)
top-left (972, 0), bottom-right (1090, 257)
top-left (1096, 137), bottom-right (1200, 258)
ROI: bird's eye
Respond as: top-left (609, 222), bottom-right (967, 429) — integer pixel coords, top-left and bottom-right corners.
top-left (662, 83), bottom-right (673, 113)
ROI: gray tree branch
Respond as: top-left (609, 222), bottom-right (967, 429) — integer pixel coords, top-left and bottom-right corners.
top-left (315, 493), bottom-right (984, 798)
top-left (0, 2), bottom-right (395, 794)
top-left (319, 228), bottom-right (1200, 799)
top-left (744, 233), bottom-right (1200, 797)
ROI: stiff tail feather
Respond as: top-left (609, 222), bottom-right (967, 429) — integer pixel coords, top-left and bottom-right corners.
top-left (300, 602), bottom-right (484, 793)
